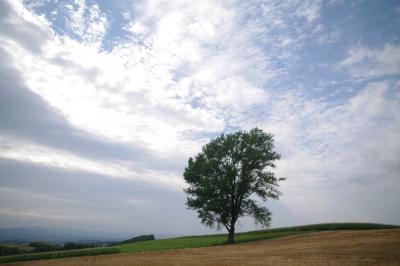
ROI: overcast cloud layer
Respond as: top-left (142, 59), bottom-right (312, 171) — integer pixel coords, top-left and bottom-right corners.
top-left (0, 0), bottom-right (399, 235)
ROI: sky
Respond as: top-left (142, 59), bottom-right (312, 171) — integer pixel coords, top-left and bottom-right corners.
top-left (0, 0), bottom-right (399, 236)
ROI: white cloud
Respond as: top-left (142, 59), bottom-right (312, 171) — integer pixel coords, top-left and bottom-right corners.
top-left (0, 0), bottom-right (53, 54)
top-left (1, 0), bottom-right (328, 157)
top-left (296, 0), bottom-right (322, 23)
top-left (258, 80), bottom-right (400, 224)
top-left (317, 29), bottom-right (342, 44)
top-left (1, 0), bottom-right (399, 230)
top-left (1, 0), bottom-right (281, 159)
top-left (0, 208), bottom-right (80, 221)
top-left (0, 187), bottom-right (78, 204)
top-left (340, 44), bottom-right (400, 79)
top-left (65, 0), bottom-right (109, 47)
top-left (0, 135), bottom-right (185, 189)
top-left (2, 0), bottom-right (329, 159)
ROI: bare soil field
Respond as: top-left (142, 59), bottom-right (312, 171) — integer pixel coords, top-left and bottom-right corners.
top-left (4, 229), bottom-right (400, 266)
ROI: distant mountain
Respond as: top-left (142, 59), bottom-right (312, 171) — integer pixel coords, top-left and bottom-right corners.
top-left (0, 227), bottom-right (132, 244)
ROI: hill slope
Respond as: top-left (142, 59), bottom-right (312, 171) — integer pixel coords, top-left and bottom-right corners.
top-left (117, 222), bottom-right (399, 253)
top-left (1, 223), bottom-right (398, 264)
top-left (3, 229), bottom-right (400, 265)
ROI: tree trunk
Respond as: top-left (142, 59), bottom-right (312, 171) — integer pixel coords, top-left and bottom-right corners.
top-left (227, 226), bottom-right (235, 244)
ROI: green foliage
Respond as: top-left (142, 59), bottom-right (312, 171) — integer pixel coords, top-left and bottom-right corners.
top-left (184, 128), bottom-right (283, 242)
top-left (28, 242), bottom-right (101, 252)
top-left (0, 245), bottom-right (28, 256)
top-left (63, 242), bottom-right (102, 250)
top-left (109, 234), bottom-right (155, 246)
top-left (29, 242), bottom-right (62, 252)
top-left (0, 247), bottom-right (120, 263)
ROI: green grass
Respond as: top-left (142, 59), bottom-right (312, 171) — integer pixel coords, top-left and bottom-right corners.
top-left (1, 223), bottom-right (398, 264)
top-left (117, 230), bottom-right (298, 253)
top-left (117, 222), bottom-right (400, 253)
top-left (0, 247), bottom-right (120, 264)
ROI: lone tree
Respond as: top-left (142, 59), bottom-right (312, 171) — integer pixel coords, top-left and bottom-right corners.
top-left (183, 128), bottom-right (284, 244)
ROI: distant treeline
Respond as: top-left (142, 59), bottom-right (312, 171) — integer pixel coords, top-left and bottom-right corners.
top-left (30, 242), bottom-right (103, 252)
top-left (0, 245), bottom-right (28, 256)
top-left (0, 242), bottom-right (103, 256)
top-left (1, 235), bottom-right (155, 256)
top-left (109, 234), bottom-right (155, 246)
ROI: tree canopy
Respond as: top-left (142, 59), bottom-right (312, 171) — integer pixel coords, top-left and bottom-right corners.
top-left (183, 128), bottom-right (284, 243)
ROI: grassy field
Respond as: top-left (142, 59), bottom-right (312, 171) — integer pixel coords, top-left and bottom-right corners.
top-left (4, 229), bottom-right (400, 266)
top-left (117, 222), bottom-right (399, 253)
top-left (0, 247), bottom-right (119, 264)
top-left (1, 223), bottom-right (398, 264)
